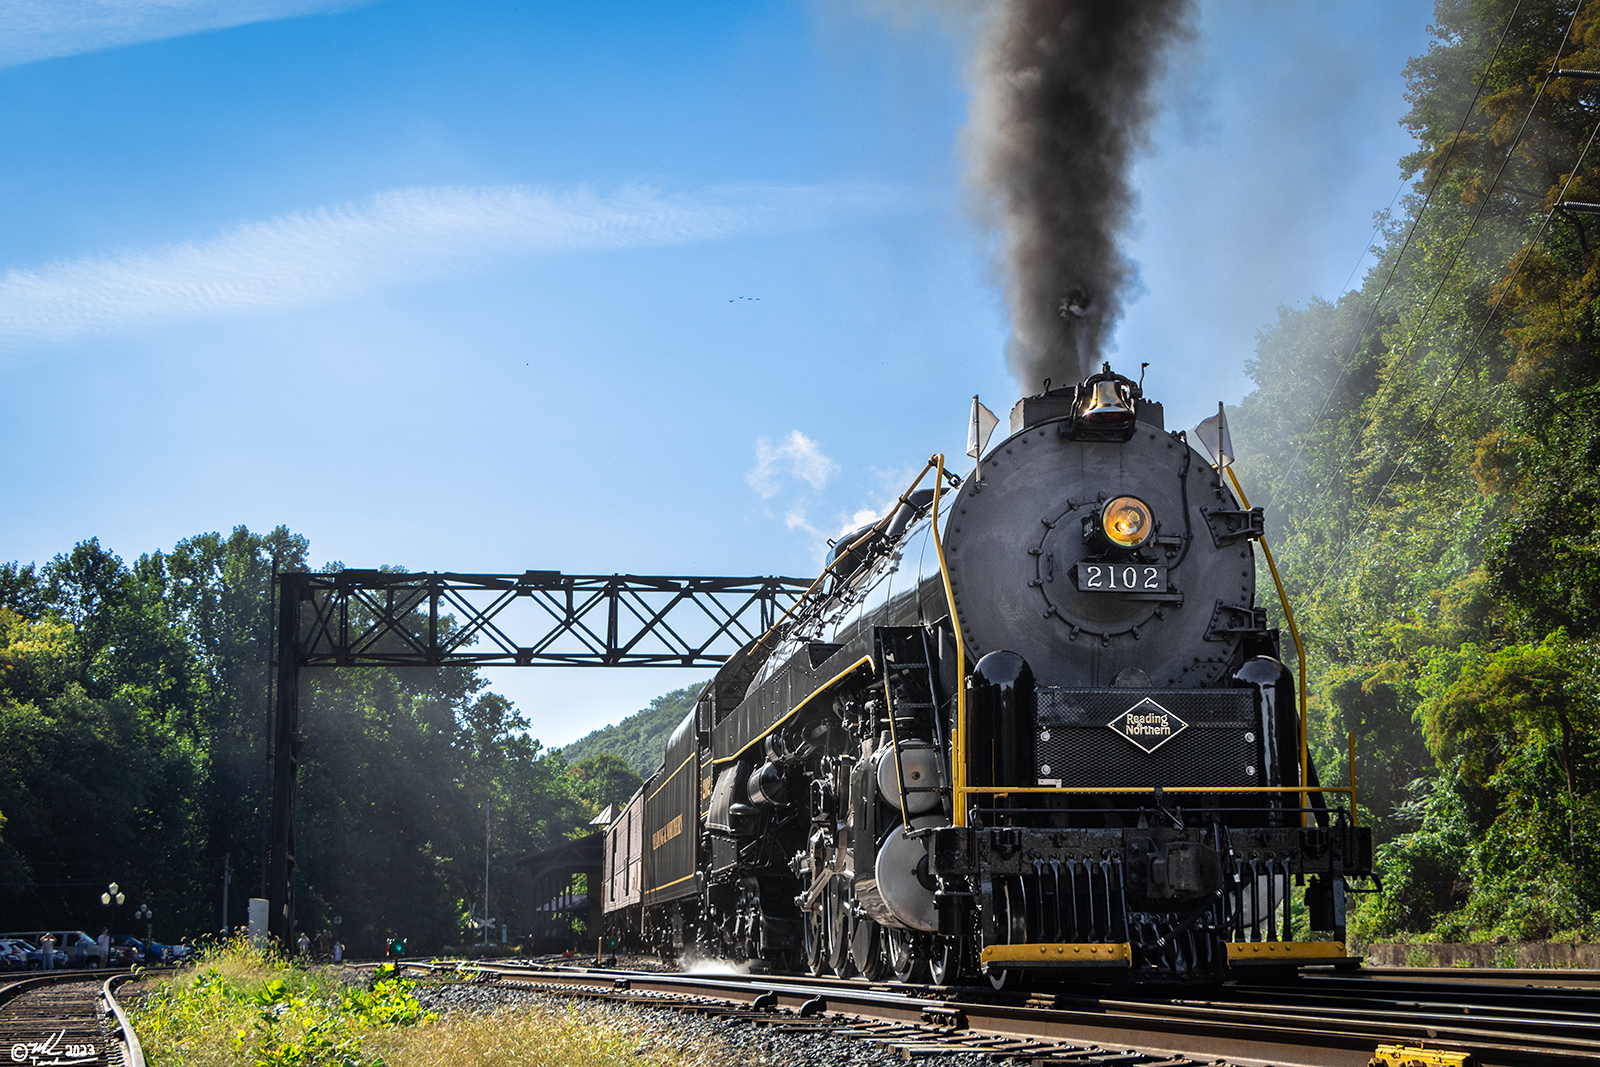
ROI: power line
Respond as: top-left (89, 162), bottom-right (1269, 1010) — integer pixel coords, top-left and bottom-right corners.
top-left (1277, 1), bottom-right (1528, 495)
top-left (1336, 179), bottom-right (1408, 299)
top-left (1299, 2), bottom-right (1574, 533)
top-left (1313, 27), bottom-right (1600, 596)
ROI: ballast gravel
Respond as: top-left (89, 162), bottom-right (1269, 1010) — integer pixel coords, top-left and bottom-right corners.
top-left (408, 979), bottom-right (1006, 1067)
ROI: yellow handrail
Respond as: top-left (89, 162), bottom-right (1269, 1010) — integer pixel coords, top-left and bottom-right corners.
top-left (928, 453), bottom-right (968, 827)
top-left (741, 458), bottom-right (948, 664)
top-left (1223, 465), bottom-right (1314, 827)
top-left (958, 784), bottom-right (1355, 796)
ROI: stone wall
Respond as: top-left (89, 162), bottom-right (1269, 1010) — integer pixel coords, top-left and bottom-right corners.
top-left (1365, 941), bottom-right (1600, 968)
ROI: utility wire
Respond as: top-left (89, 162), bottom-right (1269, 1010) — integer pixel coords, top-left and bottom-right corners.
top-left (1277, 1), bottom-right (1527, 494)
top-left (1314, 17), bottom-right (1599, 596)
top-left (1336, 179), bottom-right (1408, 299)
top-left (1300, 1), bottom-right (1573, 531)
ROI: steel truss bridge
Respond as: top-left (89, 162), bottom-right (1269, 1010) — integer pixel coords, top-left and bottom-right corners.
top-left (267, 569), bottom-right (811, 946)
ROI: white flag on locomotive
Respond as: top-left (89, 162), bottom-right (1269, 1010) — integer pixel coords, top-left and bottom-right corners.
top-left (968, 396), bottom-right (999, 460)
top-left (1194, 402), bottom-right (1234, 470)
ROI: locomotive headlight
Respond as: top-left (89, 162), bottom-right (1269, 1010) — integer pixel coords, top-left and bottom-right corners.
top-left (1101, 496), bottom-right (1154, 549)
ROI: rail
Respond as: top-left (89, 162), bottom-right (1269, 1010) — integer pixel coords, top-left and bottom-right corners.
top-left (102, 973), bottom-right (147, 1067)
top-left (0, 970), bottom-right (142, 1067)
top-left (407, 959), bottom-right (1600, 1067)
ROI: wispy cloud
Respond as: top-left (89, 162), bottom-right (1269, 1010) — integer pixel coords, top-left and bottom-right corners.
top-left (783, 508), bottom-right (827, 542)
top-left (0, 181), bottom-right (911, 344)
top-left (747, 431), bottom-right (840, 500)
top-left (0, 1), bottom-right (370, 69)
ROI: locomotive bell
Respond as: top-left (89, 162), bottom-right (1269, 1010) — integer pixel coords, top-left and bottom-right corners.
top-left (1076, 377), bottom-right (1136, 427)
top-left (1064, 363), bottom-right (1140, 441)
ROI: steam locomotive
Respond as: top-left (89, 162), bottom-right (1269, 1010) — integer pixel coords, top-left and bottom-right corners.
top-left (601, 365), bottom-right (1371, 983)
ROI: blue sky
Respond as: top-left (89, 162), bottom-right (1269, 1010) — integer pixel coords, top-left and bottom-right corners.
top-left (1, 0), bottom-right (1433, 746)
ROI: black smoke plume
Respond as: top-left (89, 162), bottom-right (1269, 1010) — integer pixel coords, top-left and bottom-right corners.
top-left (966, 0), bottom-right (1195, 388)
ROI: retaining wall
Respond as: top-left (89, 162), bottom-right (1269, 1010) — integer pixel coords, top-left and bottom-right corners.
top-left (1365, 941), bottom-right (1600, 968)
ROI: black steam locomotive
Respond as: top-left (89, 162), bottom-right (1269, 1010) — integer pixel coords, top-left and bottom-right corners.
top-left (601, 365), bottom-right (1370, 983)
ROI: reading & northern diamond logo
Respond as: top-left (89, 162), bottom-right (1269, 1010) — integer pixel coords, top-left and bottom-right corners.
top-left (1107, 697), bottom-right (1188, 754)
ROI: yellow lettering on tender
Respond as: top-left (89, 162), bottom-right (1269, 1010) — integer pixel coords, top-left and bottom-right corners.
top-left (651, 814), bottom-right (684, 850)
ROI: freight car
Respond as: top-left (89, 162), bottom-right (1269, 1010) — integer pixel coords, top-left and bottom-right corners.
top-left (601, 364), bottom-right (1371, 983)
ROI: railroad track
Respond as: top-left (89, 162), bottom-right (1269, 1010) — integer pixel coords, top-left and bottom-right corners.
top-left (0, 971), bottom-right (145, 1067)
top-left (402, 959), bottom-right (1600, 1067)
top-left (1340, 967), bottom-right (1600, 989)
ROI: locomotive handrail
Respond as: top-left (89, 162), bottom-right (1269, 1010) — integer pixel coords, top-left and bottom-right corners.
top-left (710, 654), bottom-right (875, 766)
top-left (928, 453), bottom-right (970, 829)
top-left (735, 457), bottom-right (956, 666)
top-left (953, 784), bottom-right (1356, 796)
top-left (1221, 464), bottom-right (1318, 827)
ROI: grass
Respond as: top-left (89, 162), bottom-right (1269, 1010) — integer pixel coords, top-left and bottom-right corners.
top-left (130, 937), bottom-right (722, 1067)
top-left (367, 1001), bottom-right (731, 1067)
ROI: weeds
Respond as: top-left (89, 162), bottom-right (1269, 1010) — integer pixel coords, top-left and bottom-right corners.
top-left (366, 1000), bottom-right (728, 1067)
top-left (133, 937), bottom-right (719, 1067)
top-left (132, 936), bottom-right (433, 1067)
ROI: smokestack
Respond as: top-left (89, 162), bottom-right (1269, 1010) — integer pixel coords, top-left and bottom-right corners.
top-left (966, 0), bottom-right (1195, 389)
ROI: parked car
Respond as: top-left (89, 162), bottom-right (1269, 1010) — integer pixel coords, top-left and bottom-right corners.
top-left (111, 935), bottom-right (169, 966)
top-left (46, 931), bottom-right (104, 968)
top-left (98, 936), bottom-right (139, 967)
top-left (0, 937), bottom-right (66, 970)
top-left (147, 937), bottom-right (191, 963)
top-left (0, 939), bottom-right (31, 971)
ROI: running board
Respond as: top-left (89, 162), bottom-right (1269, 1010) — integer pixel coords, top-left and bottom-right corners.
top-left (979, 943), bottom-right (1132, 970)
top-left (1225, 940), bottom-right (1347, 965)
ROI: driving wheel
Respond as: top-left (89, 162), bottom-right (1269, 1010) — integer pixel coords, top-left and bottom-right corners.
top-left (886, 927), bottom-right (929, 983)
top-left (825, 875), bottom-right (855, 978)
top-left (803, 904), bottom-right (826, 976)
top-left (987, 876), bottom-right (1029, 991)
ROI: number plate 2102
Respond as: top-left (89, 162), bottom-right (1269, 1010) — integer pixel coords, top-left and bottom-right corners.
top-left (1075, 561), bottom-right (1166, 593)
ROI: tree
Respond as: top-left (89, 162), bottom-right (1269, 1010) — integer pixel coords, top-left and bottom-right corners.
top-left (1231, 0), bottom-right (1600, 939)
top-left (567, 754), bottom-right (643, 816)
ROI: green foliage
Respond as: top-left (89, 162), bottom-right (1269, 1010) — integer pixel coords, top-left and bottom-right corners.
top-left (133, 938), bottom-right (434, 1067)
top-left (557, 684), bottom-right (704, 777)
top-left (567, 753), bottom-right (644, 815)
top-left (1236, 0), bottom-right (1600, 942)
top-left (1351, 767), bottom-right (1474, 942)
top-left (1, 524), bottom-right (669, 953)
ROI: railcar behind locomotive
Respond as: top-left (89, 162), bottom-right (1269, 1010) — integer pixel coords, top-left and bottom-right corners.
top-left (601, 365), bottom-right (1371, 983)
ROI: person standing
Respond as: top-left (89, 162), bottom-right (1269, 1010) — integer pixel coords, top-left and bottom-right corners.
top-left (332, 939), bottom-right (343, 963)
top-left (39, 932), bottom-right (56, 971)
top-left (96, 928), bottom-right (110, 969)
top-left (296, 931), bottom-right (310, 958)
top-left (74, 937), bottom-right (86, 969)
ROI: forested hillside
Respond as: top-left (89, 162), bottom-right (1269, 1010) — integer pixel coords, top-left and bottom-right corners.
top-left (557, 684), bottom-right (705, 778)
top-left (1232, 0), bottom-right (1600, 943)
top-left (0, 531), bottom-right (639, 955)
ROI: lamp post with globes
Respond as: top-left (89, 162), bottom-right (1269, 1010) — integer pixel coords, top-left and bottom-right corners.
top-left (101, 883), bottom-right (125, 968)
top-left (136, 903), bottom-right (153, 952)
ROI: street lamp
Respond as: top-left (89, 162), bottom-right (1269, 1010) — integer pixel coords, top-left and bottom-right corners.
top-left (101, 883), bottom-right (125, 967)
top-left (135, 903), bottom-right (153, 946)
